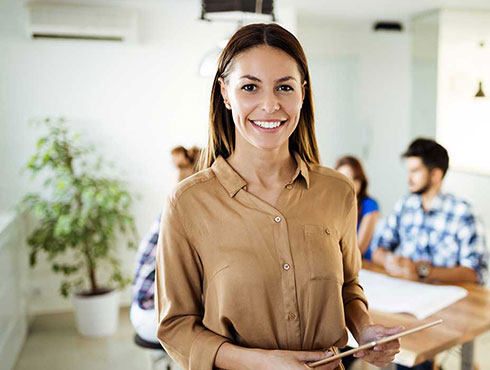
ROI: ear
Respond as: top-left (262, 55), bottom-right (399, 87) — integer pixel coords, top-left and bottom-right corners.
top-left (431, 168), bottom-right (444, 183)
top-left (302, 80), bottom-right (307, 102)
top-left (218, 77), bottom-right (229, 104)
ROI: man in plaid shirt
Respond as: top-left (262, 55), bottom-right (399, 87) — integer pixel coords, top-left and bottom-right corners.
top-left (372, 138), bottom-right (488, 370)
top-left (130, 146), bottom-right (200, 343)
top-left (373, 138), bottom-right (488, 285)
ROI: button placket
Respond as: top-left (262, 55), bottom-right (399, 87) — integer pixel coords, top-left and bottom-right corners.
top-left (272, 212), bottom-right (302, 348)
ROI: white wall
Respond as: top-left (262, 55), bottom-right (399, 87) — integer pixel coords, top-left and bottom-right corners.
top-left (437, 10), bottom-right (490, 234)
top-left (411, 9), bottom-right (490, 234)
top-left (298, 18), bottom-right (412, 217)
top-left (0, 0), bottom-right (295, 313)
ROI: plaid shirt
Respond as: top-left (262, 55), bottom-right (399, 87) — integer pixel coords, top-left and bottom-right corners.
top-left (377, 193), bottom-right (488, 284)
top-left (132, 215), bottom-right (160, 310)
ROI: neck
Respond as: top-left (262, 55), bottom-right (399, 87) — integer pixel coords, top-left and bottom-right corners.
top-left (420, 183), bottom-right (442, 211)
top-left (227, 136), bottom-right (295, 188)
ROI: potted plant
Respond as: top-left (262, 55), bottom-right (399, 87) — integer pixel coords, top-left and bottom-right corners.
top-left (19, 117), bottom-right (137, 337)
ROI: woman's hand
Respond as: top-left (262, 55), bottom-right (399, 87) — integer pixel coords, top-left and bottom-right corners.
top-left (258, 349), bottom-right (341, 370)
top-left (353, 325), bottom-right (403, 367)
top-left (216, 342), bottom-right (341, 369)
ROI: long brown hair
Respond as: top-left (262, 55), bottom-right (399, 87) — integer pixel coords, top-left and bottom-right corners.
top-left (198, 23), bottom-right (320, 170)
top-left (335, 155), bottom-right (369, 218)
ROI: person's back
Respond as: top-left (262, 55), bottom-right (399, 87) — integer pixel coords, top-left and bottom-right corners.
top-left (335, 155), bottom-right (380, 260)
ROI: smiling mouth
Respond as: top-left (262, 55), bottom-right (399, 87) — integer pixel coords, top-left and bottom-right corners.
top-left (249, 119), bottom-right (287, 129)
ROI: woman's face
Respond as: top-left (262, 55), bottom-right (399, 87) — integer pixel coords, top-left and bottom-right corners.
top-left (337, 164), bottom-right (362, 195)
top-left (219, 45), bottom-right (305, 152)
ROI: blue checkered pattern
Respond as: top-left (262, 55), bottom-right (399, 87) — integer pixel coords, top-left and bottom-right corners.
top-left (132, 215), bottom-right (161, 310)
top-left (377, 193), bottom-right (488, 284)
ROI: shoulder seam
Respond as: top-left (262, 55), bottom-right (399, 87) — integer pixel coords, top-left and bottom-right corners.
top-left (172, 170), bottom-right (217, 202)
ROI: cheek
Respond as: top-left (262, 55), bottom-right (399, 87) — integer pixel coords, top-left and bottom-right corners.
top-left (231, 94), bottom-right (257, 120)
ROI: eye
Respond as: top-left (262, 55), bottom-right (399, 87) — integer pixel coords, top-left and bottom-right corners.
top-left (242, 84), bottom-right (257, 92)
top-left (277, 85), bottom-right (293, 92)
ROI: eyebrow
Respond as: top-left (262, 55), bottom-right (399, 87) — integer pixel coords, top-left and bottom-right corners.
top-left (239, 75), bottom-right (297, 83)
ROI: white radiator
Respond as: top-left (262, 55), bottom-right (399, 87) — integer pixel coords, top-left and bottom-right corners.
top-left (0, 213), bottom-right (28, 370)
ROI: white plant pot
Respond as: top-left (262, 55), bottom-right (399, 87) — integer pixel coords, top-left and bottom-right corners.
top-left (72, 289), bottom-right (120, 337)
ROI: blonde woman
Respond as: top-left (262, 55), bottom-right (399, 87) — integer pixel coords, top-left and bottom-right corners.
top-left (155, 24), bottom-right (402, 370)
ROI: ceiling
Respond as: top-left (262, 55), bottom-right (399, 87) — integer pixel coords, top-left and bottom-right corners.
top-left (296, 0), bottom-right (490, 21)
top-left (23, 0), bottom-right (490, 22)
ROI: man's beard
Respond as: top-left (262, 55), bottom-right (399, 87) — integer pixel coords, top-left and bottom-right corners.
top-left (412, 178), bottom-right (431, 195)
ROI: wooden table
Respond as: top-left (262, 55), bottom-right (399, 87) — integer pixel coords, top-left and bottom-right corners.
top-left (362, 260), bottom-right (490, 369)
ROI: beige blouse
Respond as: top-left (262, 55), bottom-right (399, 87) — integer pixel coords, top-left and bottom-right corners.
top-left (155, 153), bottom-right (370, 370)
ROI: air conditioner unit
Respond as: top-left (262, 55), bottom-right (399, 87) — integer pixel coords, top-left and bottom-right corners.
top-left (26, 2), bottom-right (138, 42)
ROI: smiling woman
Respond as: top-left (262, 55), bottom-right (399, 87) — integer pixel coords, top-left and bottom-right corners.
top-left (154, 23), bottom-right (403, 370)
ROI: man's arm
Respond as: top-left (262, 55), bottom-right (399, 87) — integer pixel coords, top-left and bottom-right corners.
top-left (372, 198), bottom-right (405, 267)
top-left (425, 265), bottom-right (478, 284)
top-left (456, 211), bottom-right (489, 285)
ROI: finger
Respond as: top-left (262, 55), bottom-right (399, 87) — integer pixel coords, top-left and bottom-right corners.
top-left (376, 340), bottom-right (401, 351)
top-left (386, 326), bottom-right (405, 335)
top-left (317, 359), bottom-right (342, 370)
top-left (296, 350), bottom-right (332, 362)
top-left (353, 351), bottom-right (365, 358)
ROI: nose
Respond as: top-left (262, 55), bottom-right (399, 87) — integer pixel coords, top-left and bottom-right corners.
top-left (262, 91), bottom-right (280, 113)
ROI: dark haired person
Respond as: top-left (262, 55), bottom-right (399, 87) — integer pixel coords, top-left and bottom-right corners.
top-left (336, 156), bottom-right (379, 260)
top-left (372, 138), bottom-right (488, 369)
top-left (155, 23), bottom-right (402, 370)
top-left (130, 146), bottom-right (200, 344)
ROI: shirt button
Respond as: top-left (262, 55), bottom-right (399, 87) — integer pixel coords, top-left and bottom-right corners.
top-left (274, 216), bottom-right (282, 223)
top-left (283, 263), bottom-right (291, 271)
top-left (324, 228), bottom-right (331, 235)
top-left (288, 312), bottom-right (296, 321)
top-left (286, 184), bottom-right (293, 190)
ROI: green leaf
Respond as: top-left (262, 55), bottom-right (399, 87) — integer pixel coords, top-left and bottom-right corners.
top-left (19, 116), bottom-right (138, 297)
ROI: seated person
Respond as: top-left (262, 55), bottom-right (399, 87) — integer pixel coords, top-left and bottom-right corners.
top-left (372, 138), bottom-right (488, 370)
top-left (336, 155), bottom-right (379, 260)
top-left (130, 146), bottom-right (200, 343)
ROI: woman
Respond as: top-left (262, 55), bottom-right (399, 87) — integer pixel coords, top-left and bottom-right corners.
top-left (335, 156), bottom-right (380, 260)
top-left (155, 23), bottom-right (401, 370)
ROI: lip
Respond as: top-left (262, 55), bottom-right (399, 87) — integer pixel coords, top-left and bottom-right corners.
top-left (249, 119), bottom-right (287, 132)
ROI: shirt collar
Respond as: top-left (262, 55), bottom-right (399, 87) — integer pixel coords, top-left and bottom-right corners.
top-left (409, 192), bottom-right (445, 213)
top-left (291, 152), bottom-right (310, 189)
top-left (428, 192), bottom-right (445, 213)
top-left (211, 152), bottom-right (310, 198)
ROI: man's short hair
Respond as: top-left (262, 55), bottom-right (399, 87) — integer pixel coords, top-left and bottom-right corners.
top-left (402, 138), bottom-right (449, 176)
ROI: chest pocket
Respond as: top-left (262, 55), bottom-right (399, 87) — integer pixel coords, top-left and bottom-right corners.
top-left (304, 225), bottom-right (344, 284)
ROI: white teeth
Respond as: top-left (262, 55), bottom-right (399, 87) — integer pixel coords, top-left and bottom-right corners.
top-left (253, 120), bottom-right (283, 129)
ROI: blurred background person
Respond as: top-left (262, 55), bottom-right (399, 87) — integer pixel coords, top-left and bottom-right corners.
top-left (130, 145), bottom-right (200, 344)
top-left (336, 155), bottom-right (379, 260)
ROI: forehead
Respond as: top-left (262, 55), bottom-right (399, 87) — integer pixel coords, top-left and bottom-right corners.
top-left (229, 45), bottom-right (302, 80)
top-left (337, 164), bottom-right (354, 178)
top-left (406, 156), bottom-right (425, 169)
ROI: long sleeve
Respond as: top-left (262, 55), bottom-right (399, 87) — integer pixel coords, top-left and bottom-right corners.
top-left (340, 190), bottom-right (371, 340)
top-left (457, 211), bottom-right (489, 285)
top-left (155, 197), bottom-right (230, 370)
top-left (377, 198), bottom-right (404, 251)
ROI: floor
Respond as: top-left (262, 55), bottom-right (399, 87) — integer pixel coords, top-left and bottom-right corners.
top-left (13, 307), bottom-right (490, 370)
top-left (14, 307), bottom-right (175, 370)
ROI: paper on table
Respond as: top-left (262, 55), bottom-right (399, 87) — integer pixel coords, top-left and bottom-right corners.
top-left (359, 269), bottom-right (468, 319)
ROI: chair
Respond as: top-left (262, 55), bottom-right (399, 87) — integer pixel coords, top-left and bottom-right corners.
top-left (133, 333), bottom-right (171, 370)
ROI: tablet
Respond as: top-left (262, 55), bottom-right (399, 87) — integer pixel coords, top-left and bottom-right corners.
top-left (306, 319), bottom-right (443, 368)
